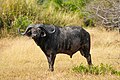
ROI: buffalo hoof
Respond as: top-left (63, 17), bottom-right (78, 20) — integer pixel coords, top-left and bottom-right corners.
top-left (48, 68), bottom-right (54, 72)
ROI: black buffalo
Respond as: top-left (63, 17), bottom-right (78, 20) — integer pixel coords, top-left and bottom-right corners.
top-left (19, 24), bottom-right (92, 71)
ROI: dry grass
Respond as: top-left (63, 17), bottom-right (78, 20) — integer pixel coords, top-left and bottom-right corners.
top-left (0, 28), bottom-right (120, 80)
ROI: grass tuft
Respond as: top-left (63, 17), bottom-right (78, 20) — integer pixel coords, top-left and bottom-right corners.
top-left (72, 63), bottom-right (120, 76)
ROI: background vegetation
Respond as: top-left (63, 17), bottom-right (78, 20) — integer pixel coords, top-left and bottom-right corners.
top-left (0, 0), bottom-right (120, 38)
top-left (0, 0), bottom-right (93, 37)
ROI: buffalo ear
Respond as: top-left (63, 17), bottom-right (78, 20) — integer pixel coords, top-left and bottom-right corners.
top-left (40, 30), bottom-right (46, 37)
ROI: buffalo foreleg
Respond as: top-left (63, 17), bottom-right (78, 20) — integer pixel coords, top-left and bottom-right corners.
top-left (46, 54), bottom-right (56, 71)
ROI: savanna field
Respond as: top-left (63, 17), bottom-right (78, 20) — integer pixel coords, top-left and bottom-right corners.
top-left (0, 28), bottom-right (120, 80)
top-left (0, 0), bottom-right (120, 80)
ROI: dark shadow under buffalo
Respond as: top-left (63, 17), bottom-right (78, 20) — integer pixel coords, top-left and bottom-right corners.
top-left (19, 24), bottom-right (92, 71)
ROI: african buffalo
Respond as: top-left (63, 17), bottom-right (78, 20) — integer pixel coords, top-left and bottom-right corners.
top-left (19, 24), bottom-right (92, 71)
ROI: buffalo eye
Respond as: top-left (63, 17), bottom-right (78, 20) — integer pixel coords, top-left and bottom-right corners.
top-left (40, 31), bottom-right (46, 37)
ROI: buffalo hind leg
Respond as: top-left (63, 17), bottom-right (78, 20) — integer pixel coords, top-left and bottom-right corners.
top-left (46, 54), bottom-right (56, 71)
top-left (79, 48), bottom-right (92, 65)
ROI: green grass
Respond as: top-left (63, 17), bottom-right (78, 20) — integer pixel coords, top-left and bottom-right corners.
top-left (73, 63), bottom-right (120, 76)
